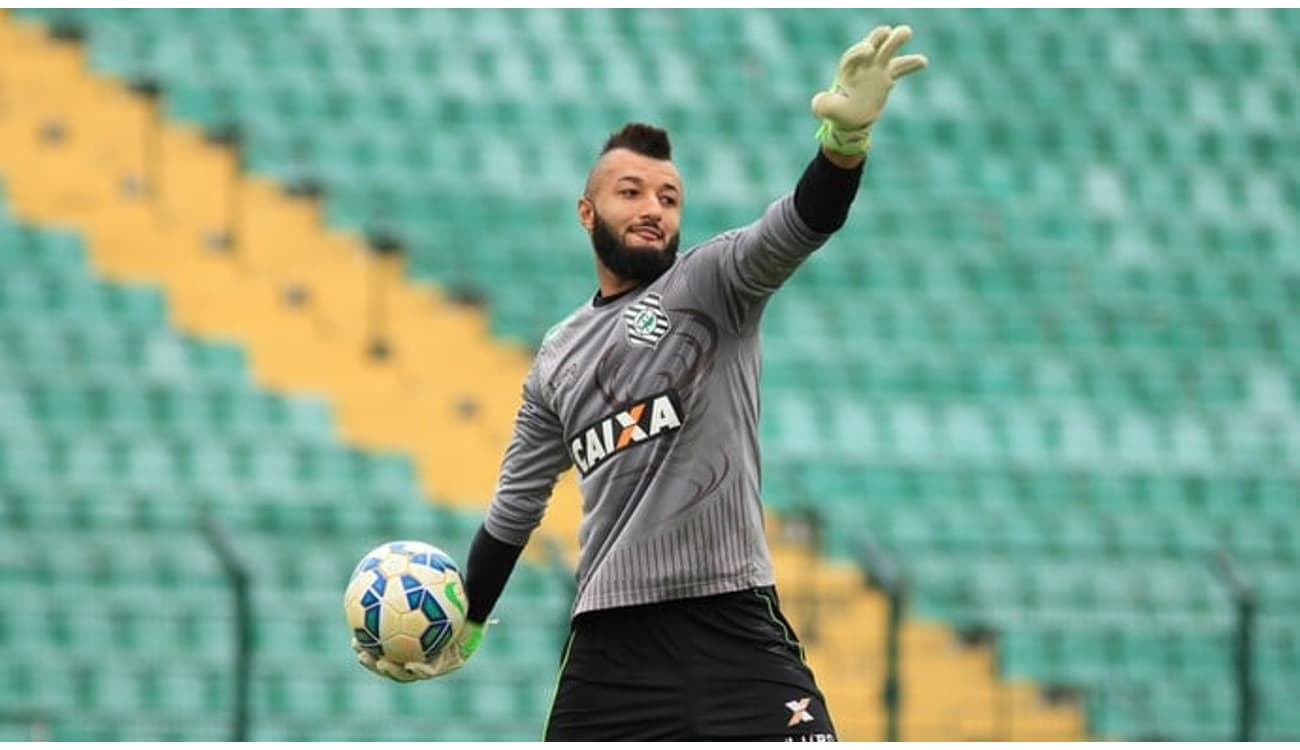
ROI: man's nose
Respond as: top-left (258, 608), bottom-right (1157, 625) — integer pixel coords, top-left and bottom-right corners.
top-left (638, 196), bottom-right (662, 221)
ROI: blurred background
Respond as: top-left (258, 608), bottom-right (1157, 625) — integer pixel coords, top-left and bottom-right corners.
top-left (0, 8), bottom-right (1297, 742)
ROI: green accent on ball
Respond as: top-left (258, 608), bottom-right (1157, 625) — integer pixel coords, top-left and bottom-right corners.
top-left (443, 581), bottom-right (466, 617)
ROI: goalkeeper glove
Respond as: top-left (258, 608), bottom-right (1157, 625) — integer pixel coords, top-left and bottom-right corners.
top-left (812, 24), bottom-right (928, 156)
top-left (352, 619), bottom-right (489, 683)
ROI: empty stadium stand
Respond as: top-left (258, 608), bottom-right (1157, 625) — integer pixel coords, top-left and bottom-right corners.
top-left (3, 7), bottom-right (1297, 741)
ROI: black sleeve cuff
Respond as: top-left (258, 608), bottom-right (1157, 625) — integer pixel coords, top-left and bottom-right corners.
top-left (792, 148), bottom-right (865, 234)
top-left (463, 524), bottom-right (526, 624)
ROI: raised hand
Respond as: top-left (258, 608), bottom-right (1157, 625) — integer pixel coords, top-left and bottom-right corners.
top-left (812, 25), bottom-right (928, 156)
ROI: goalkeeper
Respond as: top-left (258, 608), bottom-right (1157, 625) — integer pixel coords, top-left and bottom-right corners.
top-left (357, 24), bottom-right (926, 741)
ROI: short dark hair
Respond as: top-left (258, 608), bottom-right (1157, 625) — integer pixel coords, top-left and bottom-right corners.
top-left (600, 122), bottom-right (672, 160)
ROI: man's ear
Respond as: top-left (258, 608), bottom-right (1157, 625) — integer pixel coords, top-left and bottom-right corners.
top-left (577, 196), bottom-right (595, 233)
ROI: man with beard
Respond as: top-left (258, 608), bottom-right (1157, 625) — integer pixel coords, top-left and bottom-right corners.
top-left (355, 24), bottom-right (927, 741)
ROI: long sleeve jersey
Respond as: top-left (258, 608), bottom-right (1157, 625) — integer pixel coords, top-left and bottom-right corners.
top-left (484, 187), bottom-right (840, 616)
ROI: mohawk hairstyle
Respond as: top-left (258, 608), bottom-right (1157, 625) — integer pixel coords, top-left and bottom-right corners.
top-left (600, 122), bottom-right (672, 160)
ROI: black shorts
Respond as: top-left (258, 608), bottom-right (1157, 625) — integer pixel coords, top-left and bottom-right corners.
top-left (544, 586), bottom-right (837, 741)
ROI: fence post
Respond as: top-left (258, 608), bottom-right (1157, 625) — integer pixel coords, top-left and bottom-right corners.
top-left (858, 536), bottom-right (906, 741)
top-left (199, 509), bottom-right (253, 742)
top-left (883, 574), bottom-right (906, 741)
top-left (1211, 549), bottom-right (1255, 742)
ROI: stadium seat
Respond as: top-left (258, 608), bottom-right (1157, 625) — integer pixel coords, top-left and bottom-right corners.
top-left (0, 187), bottom-right (571, 740)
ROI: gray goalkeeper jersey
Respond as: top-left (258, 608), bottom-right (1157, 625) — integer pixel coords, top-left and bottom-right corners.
top-left (484, 193), bottom-right (831, 615)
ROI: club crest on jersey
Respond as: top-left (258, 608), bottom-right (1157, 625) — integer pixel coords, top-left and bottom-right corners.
top-left (568, 390), bottom-right (683, 477)
top-left (624, 292), bottom-right (671, 348)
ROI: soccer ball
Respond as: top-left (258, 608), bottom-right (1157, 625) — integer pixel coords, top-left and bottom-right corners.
top-left (343, 540), bottom-right (467, 666)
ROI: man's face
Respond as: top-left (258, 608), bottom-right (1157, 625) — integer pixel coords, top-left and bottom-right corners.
top-left (579, 148), bottom-right (684, 284)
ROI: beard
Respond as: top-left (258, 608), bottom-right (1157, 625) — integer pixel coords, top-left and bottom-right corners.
top-left (591, 211), bottom-right (679, 284)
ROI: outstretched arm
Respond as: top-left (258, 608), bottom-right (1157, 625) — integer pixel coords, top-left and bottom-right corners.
top-left (688, 24), bottom-right (928, 334)
top-left (797, 23), bottom-right (929, 231)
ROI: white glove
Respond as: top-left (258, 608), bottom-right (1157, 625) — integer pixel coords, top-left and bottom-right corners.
top-left (812, 24), bottom-right (928, 156)
top-left (352, 637), bottom-right (424, 683)
top-left (351, 620), bottom-right (489, 683)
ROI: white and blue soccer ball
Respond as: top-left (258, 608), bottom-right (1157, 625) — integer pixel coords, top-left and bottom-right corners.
top-left (343, 541), bottom-right (467, 666)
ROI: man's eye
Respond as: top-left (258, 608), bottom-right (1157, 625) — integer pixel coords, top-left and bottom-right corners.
top-left (661, 197), bottom-right (678, 207)
top-left (620, 189), bottom-right (638, 198)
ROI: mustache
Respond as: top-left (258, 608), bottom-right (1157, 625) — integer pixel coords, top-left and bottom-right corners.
top-left (590, 212), bottom-right (678, 284)
top-left (629, 222), bottom-right (664, 239)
